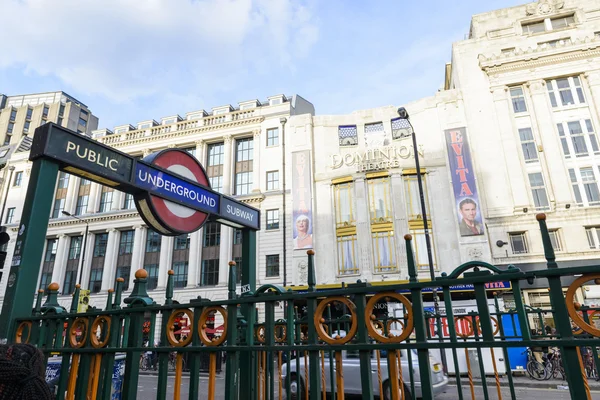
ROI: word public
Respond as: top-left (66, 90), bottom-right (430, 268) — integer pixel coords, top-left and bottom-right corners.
top-left (66, 141), bottom-right (119, 171)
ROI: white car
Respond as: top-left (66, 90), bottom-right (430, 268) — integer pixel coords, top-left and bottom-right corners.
top-left (281, 348), bottom-right (448, 400)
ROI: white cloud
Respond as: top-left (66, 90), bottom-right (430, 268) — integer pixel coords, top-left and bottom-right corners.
top-left (0, 0), bottom-right (319, 102)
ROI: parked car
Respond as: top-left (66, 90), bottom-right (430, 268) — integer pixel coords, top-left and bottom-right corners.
top-left (281, 348), bottom-right (448, 400)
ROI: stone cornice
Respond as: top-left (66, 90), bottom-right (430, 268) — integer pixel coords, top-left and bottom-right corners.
top-left (8, 212), bottom-right (142, 232)
top-left (235, 193), bottom-right (265, 203)
top-left (479, 36), bottom-right (600, 75)
top-left (98, 117), bottom-right (265, 148)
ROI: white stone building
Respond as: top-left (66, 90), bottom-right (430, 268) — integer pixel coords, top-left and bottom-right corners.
top-left (0, 94), bottom-right (314, 312)
top-left (446, 0), bottom-right (600, 318)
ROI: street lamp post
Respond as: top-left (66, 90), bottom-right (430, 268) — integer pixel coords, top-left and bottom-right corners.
top-left (62, 211), bottom-right (89, 290)
top-left (397, 107), bottom-right (447, 370)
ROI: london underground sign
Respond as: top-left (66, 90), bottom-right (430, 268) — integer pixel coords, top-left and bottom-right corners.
top-left (29, 123), bottom-right (260, 233)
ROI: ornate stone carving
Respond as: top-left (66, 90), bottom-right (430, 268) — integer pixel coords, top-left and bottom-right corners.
top-left (467, 247), bottom-right (483, 260)
top-left (490, 86), bottom-right (508, 102)
top-left (297, 260), bottom-right (308, 285)
top-left (167, 144), bottom-right (176, 149)
top-left (223, 135), bottom-right (232, 144)
top-left (143, 149), bottom-right (152, 157)
top-left (585, 70), bottom-right (600, 86)
top-left (253, 129), bottom-right (261, 138)
top-left (526, 0), bottom-right (564, 16)
top-left (195, 139), bottom-right (204, 147)
top-left (526, 79), bottom-right (546, 95)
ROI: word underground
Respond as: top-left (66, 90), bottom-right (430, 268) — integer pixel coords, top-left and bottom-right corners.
top-left (66, 141), bottom-right (119, 171)
top-left (137, 169), bottom-right (217, 208)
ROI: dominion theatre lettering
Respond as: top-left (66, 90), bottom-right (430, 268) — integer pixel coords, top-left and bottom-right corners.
top-left (330, 145), bottom-right (424, 171)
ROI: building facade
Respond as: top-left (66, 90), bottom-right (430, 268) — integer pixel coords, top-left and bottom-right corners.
top-left (446, 0), bottom-right (600, 319)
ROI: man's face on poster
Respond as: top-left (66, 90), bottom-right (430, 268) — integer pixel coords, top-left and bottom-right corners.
top-left (460, 203), bottom-right (477, 223)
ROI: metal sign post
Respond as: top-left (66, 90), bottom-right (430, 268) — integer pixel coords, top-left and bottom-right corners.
top-left (0, 123), bottom-right (260, 341)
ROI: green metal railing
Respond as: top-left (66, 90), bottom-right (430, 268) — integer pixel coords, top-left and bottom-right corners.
top-left (9, 214), bottom-right (600, 399)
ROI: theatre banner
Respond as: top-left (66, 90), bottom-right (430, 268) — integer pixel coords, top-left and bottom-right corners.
top-left (445, 127), bottom-right (484, 237)
top-left (292, 151), bottom-right (314, 249)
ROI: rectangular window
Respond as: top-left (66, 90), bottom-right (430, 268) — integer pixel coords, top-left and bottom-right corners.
top-left (522, 20), bottom-right (546, 34)
top-left (90, 233), bottom-right (108, 293)
top-left (63, 235), bottom-right (82, 295)
top-left (518, 128), bottom-right (538, 162)
top-left (42, 106), bottom-right (49, 118)
top-left (557, 124), bottom-right (571, 157)
top-left (75, 195), bottom-right (89, 215)
top-left (367, 176), bottom-right (396, 273)
top-left (567, 121), bottom-right (588, 157)
top-left (26, 108), bottom-right (32, 120)
top-left (119, 230), bottom-right (135, 255)
top-left (547, 76), bottom-right (585, 108)
top-left (5, 207), bottom-right (15, 224)
top-left (267, 128), bottom-right (279, 146)
top-left (550, 14), bottom-right (575, 30)
top-left (509, 232), bottom-right (529, 254)
top-left (203, 222), bottom-right (221, 247)
top-left (372, 231), bottom-right (396, 273)
top-left (528, 172), bottom-right (550, 210)
top-left (13, 171), bottom-right (22, 186)
top-left (51, 198), bottom-right (65, 219)
top-left (184, 147), bottom-right (197, 158)
top-left (9, 109), bottom-right (17, 121)
top-left (510, 87), bottom-right (527, 113)
top-left (549, 229), bottom-right (562, 252)
top-left (266, 209), bottom-right (279, 230)
top-left (123, 193), bottom-right (135, 209)
top-left (23, 121), bottom-right (30, 133)
top-left (334, 182), bottom-right (355, 228)
top-left (411, 230), bottom-right (438, 271)
top-left (173, 262), bottom-right (188, 288)
top-left (266, 254), bottom-right (280, 277)
top-left (7, 122), bottom-right (14, 134)
top-left (200, 259), bottom-right (219, 286)
top-left (235, 138), bottom-right (254, 195)
top-left (144, 230), bottom-right (161, 290)
top-left (79, 117), bottom-right (87, 128)
top-left (585, 227), bottom-right (600, 249)
top-left (368, 177), bottom-right (392, 223)
top-left (59, 104), bottom-right (65, 116)
top-left (337, 235), bottom-right (358, 275)
top-left (569, 168), bottom-right (583, 204)
top-left (581, 167), bottom-right (600, 205)
top-left (99, 186), bottom-right (114, 212)
top-left (403, 172), bottom-right (430, 219)
top-left (266, 171), bottom-right (279, 190)
top-left (3, 134), bottom-right (11, 146)
top-left (206, 143), bottom-right (224, 193)
top-left (57, 117), bottom-right (63, 126)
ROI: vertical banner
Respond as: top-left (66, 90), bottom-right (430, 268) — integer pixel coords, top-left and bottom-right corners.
top-left (292, 151), bottom-right (313, 249)
top-left (445, 128), bottom-right (484, 236)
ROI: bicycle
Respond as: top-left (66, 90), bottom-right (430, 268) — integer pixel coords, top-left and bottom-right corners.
top-left (168, 351), bottom-right (187, 371)
top-left (140, 352), bottom-right (152, 371)
top-left (545, 347), bottom-right (565, 380)
top-left (525, 348), bottom-right (549, 381)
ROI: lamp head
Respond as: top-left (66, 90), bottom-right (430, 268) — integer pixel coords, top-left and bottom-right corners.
top-left (280, 117), bottom-right (287, 124)
top-left (62, 211), bottom-right (72, 217)
top-left (397, 107), bottom-right (409, 120)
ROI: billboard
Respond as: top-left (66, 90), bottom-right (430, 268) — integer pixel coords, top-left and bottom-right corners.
top-left (445, 128), bottom-right (484, 236)
top-left (292, 151), bottom-right (313, 249)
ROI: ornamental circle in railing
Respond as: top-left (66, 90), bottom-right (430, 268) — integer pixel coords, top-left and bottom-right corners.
top-left (365, 292), bottom-right (413, 343)
top-left (69, 317), bottom-right (89, 348)
top-left (166, 309), bottom-right (194, 347)
top-left (90, 316), bottom-right (111, 348)
top-left (198, 306), bottom-right (227, 346)
top-left (566, 274), bottom-right (600, 337)
top-left (314, 296), bottom-right (358, 345)
top-left (15, 321), bottom-right (32, 344)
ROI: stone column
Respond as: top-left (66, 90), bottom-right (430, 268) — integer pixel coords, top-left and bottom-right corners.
top-left (390, 173), bottom-right (408, 278)
top-left (187, 230), bottom-right (201, 288)
top-left (112, 190), bottom-right (124, 211)
top-left (584, 70), bottom-right (600, 133)
top-left (157, 236), bottom-right (174, 289)
top-left (222, 135), bottom-right (233, 195)
top-left (195, 140), bottom-right (206, 164)
top-left (527, 79), bottom-right (572, 206)
top-left (253, 129), bottom-right (261, 193)
top-left (101, 228), bottom-right (119, 291)
top-left (64, 176), bottom-right (79, 215)
top-left (87, 183), bottom-right (101, 213)
top-left (80, 233), bottom-right (94, 290)
top-left (218, 226), bottom-right (233, 285)
top-left (52, 234), bottom-right (69, 289)
top-left (353, 177), bottom-right (373, 280)
top-left (490, 85), bottom-right (530, 210)
top-left (129, 225), bottom-right (146, 286)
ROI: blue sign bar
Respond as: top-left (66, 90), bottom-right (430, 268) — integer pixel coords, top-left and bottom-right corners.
top-left (220, 196), bottom-right (260, 230)
top-left (135, 163), bottom-right (220, 214)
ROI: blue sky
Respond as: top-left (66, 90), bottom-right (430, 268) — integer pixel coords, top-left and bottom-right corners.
top-left (0, 0), bottom-right (525, 129)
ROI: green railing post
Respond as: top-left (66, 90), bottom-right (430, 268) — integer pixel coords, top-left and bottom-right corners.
top-left (509, 279), bottom-right (531, 342)
top-left (441, 284), bottom-right (464, 400)
top-left (157, 270), bottom-right (174, 400)
top-left (0, 157), bottom-right (58, 341)
top-left (494, 293), bottom-right (517, 400)
top-left (225, 261), bottom-right (240, 400)
top-left (352, 279), bottom-right (374, 400)
top-left (306, 250), bottom-right (321, 400)
top-left (405, 234), bottom-right (434, 399)
top-left (122, 269), bottom-right (155, 400)
top-left (536, 213), bottom-right (588, 399)
top-left (240, 228), bottom-right (257, 400)
top-left (188, 300), bottom-right (202, 400)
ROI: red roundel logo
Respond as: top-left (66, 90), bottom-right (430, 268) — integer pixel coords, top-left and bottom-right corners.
top-left (135, 149), bottom-right (211, 236)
